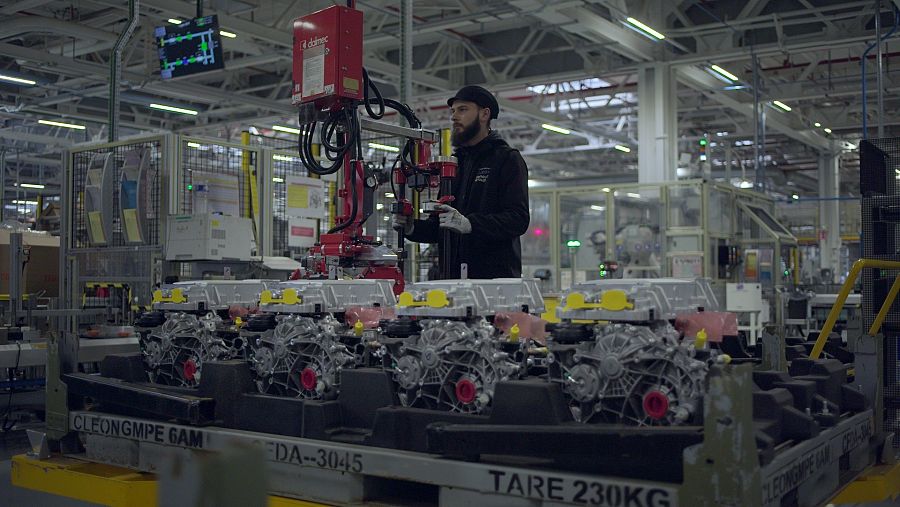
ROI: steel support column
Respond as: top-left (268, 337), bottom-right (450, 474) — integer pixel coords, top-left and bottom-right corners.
top-left (818, 150), bottom-right (841, 282)
top-left (638, 63), bottom-right (677, 184)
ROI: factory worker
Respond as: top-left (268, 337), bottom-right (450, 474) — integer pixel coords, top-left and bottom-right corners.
top-left (394, 85), bottom-right (530, 279)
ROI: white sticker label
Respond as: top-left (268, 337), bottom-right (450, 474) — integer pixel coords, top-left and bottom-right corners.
top-left (302, 45), bottom-right (325, 98)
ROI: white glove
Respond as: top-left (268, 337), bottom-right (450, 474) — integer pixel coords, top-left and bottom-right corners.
top-left (436, 204), bottom-right (472, 234)
top-left (392, 214), bottom-right (414, 235)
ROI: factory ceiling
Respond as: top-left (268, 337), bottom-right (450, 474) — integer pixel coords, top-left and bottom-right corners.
top-left (0, 0), bottom-right (889, 197)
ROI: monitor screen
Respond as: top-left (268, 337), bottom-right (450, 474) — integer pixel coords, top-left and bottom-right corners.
top-left (155, 15), bottom-right (225, 80)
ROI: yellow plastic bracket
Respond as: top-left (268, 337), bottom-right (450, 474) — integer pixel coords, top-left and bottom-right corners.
top-left (152, 288), bottom-right (185, 304)
top-left (509, 324), bottom-right (520, 343)
top-left (260, 289), bottom-right (301, 306)
top-left (563, 290), bottom-right (634, 312)
top-left (397, 289), bottom-right (450, 309)
top-left (354, 320), bottom-right (364, 337)
top-left (694, 329), bottom-right (708, 350)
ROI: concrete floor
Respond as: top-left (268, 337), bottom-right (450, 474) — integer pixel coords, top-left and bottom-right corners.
top-left (0, 428), bottom-right (100, 507)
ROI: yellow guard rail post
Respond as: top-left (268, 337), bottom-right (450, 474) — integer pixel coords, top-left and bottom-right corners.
top-left (809, 258), bottom-right (900, 359)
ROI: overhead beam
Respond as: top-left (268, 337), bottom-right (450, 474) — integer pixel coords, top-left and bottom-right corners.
top-left (524, 5), bottom-right (831, 151)
top-left (676, 67), bottom-right (831, 151)
top-left (0, 42), bottom-right (289, 114)
top-left (0, 130), bottom-right (76, 147)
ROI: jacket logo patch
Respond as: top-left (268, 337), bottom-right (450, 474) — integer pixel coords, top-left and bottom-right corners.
top-left (474, 167), bottom-right (491, 183)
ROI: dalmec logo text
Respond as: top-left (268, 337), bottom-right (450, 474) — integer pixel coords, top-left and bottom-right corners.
top-left (301, 36), bottom-right (328, 50)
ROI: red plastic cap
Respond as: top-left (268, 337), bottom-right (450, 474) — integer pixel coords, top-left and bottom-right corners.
top-left (300, 368), bottom-right (318, 391)
top-left (455, 379), bottom-right (477, 405)
top-left (642, 391), bottom-right (669, 420)
top-left (183, 359), bottom-right (197, 381)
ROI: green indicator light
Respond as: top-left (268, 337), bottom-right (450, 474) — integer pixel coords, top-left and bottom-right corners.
top-left (699, 139), bottom-right (707, 146)
top-left (187, 184), bottom-right (193, 191)
top-left (566, 240), bottom-right (581, 248)
top-left (600, 270), bottom-right (607, 277)
top-left (599, 264), bottom-right (606, 269)
top-left (783, 270), bottom-right (790, 276)
top-left (201, 41), bottom-right (208, 52)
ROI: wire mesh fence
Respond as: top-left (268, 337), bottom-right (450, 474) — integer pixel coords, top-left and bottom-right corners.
top-left (860, 137), bottom-right (900, 446)
top-left (180, 138), bottom-right (254, 217)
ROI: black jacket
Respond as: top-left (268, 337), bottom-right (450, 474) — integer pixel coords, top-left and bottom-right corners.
top-left (405, 132), bottom-right (530, 279)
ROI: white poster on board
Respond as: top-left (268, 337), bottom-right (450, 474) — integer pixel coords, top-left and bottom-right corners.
top-left (671, 255), bottom-right (704, 278)
top-left (192, 171), bottom-right (241, 217)
top-left (287, 218), bottom-right (318, 248)
top-left (285, 175), bottom-right (325, 219)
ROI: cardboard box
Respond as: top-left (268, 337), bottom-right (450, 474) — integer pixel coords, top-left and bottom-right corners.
top-left (0, 229), bottom-right (59, 298)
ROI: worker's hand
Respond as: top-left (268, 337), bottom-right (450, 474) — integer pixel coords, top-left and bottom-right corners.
top-left (392, 213), bottom-right (414, 235)
top-left (436, 204), bottom-right (472, 234)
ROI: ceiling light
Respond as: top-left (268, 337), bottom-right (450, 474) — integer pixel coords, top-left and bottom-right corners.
top-left (814, 122), bottom-right (821, 127)
top-left (541, 123), bottom-right (571, 135)
top-left (219, 30), bottom-right (237, 38)
top-left (710, 64), bottom-right (739, 82)
top-left (16, 183), bottom-right (45, 189)
top-left (149, 103), bottom-right (198, 115)
top-left (625, 17), bottom-right (666, 40)
top-left (168, 18), bottom-right (183, 24)
top-left (723, 85), bottom-right (747, 90)
top-left (272, 125), bottom-right (301, 135)
top-left (0, 74), bottom-right (36, 86)
top-left (273, 154), bottom-right (297, 162)
top-left (772, 100), bottom-right (792, 112)
top-left (12, 200), bottom-right (38, 205)
top-left (590, 205), bottom-right (605, 211)
top-left (186, 142), bottom-right (202, 148)
top-left (38, 119), bottom-right (85, 130)
top-left (627, 192), bottom-right (642, 198)
top-left (613, 145), bottom-right (631, 153)
top-left (369, 142), bottom-right (399, 152)
top-left (739, 180), bottom-right (754, 189)
top-left (792, 194), bottom-right (799, 200)
top-left (384, 192), bottom-right (395, 198)
top-left (602, 187), bottom-right (611, 192)
top-left (272, 177), bottom-right (284, 183)
top-left (824, 128), bottom-right (832, 134)
top-left (376, 203), bottom-right (384, 210)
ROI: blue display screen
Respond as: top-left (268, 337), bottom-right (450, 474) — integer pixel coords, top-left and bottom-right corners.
top-left (155, 15), bottom-right (224, 80)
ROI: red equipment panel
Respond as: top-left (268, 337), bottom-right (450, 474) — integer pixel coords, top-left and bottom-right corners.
top-left (292, 5), bottom-right (363, 107)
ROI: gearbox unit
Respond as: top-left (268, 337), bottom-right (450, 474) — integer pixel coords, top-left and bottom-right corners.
top-left (246, 279), bottom-right (396, 400)
top-left (383, 278), bottom-right (545, 415)
top-left (549, 278), bottom-right (726, 426)
top-left (138, 280), bottom-right (277, 387)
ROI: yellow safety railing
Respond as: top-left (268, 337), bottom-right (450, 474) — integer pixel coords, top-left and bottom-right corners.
top-left (810, 259), bottom-right (900, 359)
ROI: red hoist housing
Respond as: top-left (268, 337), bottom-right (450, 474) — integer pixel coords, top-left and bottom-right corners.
top-left (292, 5), bottom-right (364, 108)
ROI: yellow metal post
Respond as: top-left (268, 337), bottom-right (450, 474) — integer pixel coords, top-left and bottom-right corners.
top-left (11, 454), bottom-right (332, 507)
top-left (810, 258), bottom-right (900, 358)
top-left (11, 454), bottom-right (158, 507)
top-left (869, 274), bottom-right (900, 337)
top-left (441, 128), bottom-right (452, 157)
top-left (831, 462), bottom-right (900, 503)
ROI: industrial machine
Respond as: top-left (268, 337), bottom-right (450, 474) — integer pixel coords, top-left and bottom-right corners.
top-left (292, 3), bottom-right (453, 292)
top-left (549, 278), bottom-right (729, 425)
top-left (381, 278), bottom-right (543, 414)
top-left (138, 280), bottom-right (276, 386)
top-left (245, 279), bottom-right (395, 399)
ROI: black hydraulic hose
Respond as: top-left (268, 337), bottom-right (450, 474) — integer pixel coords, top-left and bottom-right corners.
top-left (328, 112), bottom-right (361, 234)
top-left (362, 68), bottom-right (385, 120)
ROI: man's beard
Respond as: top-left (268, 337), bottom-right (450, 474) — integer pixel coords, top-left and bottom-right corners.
top-left (451, 118), bottom-right (482, 146)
